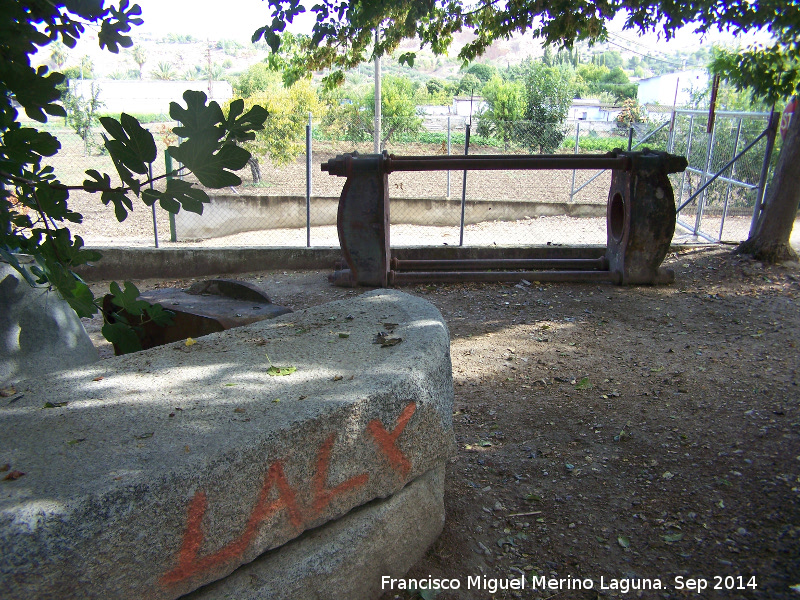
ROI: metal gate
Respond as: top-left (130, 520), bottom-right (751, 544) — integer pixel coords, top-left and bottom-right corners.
top-left (667, 109), bottom-right (777, 243)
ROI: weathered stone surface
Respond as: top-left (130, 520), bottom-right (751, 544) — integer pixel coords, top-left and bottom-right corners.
top-left (184, 465), bottom-right (445, 600)
top-left (0, 260), bottom-right (98, 386)
top-left (0, 290), bottom-right (454, 600)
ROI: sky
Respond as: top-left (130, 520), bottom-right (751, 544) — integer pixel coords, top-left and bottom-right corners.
top-left (132, 0), bottom-right (314, 41)
top-left (131, 0), bottom-right (770, 56)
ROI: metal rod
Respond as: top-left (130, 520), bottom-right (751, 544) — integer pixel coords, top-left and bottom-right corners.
top-left (165, 151), bottom-right (177, 242)
top-left (674, 109), bottom-right (771, 119)
top-left (676, 218), bottom-right (718, 243)
top-left (684, 167), bottom-right (757, 189)
top-left (446, 115), bottom-right (451, 198)
top-left (719, 117), bottom-right (743, 240)
top-left (695, 122), bottom-right (716, 235)
top-left (570, 121), bottom-right (580, 202)
top-left (459, 124), bottom-right (470, 246)
top-left (675, 127), bottom-right (770, 214)
top-left (385, 154), bottom-right (629, 173)
top-left (390, 270), bottom-right (620, 285)
top-left (677, 115), bottom-right (695, 215)
top-left (391, 257), bottom-right (609, 271)
top-left (149, 163), bottom-right (159, 248)
top-left (306, 112), bottom-right (312, 247)
top-left (627, 126), bottom-right (634, 151)
top-left (750, 107), bottom-right (779, 237)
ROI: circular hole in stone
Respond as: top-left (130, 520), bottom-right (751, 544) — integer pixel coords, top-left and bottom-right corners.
top-left (609, 192), bottom-right (625, 242)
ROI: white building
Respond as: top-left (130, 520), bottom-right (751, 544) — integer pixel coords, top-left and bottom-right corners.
top-left (637, 70), bottom-right (709, 107)
top-left (568, 99), bottom-right (622, 122)
top-left (68, 79), bottom-right (234, 115)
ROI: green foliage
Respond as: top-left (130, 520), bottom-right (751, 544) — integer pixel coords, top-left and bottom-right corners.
top-left (235, 79), bottom-right (323, 167)
top-left (522, 62), bottom-right (575, 153)
top-left (1, 3), bottom-right (268, 351)
top-left (62, 82), bottom-right (104, 143)
top-left (710, 42), bottom-right (800, 105)
top-left (322, 76), bottom-right (423, 149)
top-left (457, 73), bottom-right (482, 96)
top-left (151, 61), bottom-right (178, 81)
top-left (616, 98), bottom-right (647, 127)
top-left (476, 76), bottom-right (526, 148)
top-left (465, 63), bottom-right (497, 83)
top-left (130, 44), bottom-right (147, 79)
top-left (234, 63), bottom-right (283, 98)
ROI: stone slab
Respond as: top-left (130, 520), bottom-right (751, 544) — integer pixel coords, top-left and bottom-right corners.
top-left (1, 260), bottom-right (98, 387)
top-left (184, 464), bottom-right (445, 600)
top-left (0, 290), bottom-right (455, 600)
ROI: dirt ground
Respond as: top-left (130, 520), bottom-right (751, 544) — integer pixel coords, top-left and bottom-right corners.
top-left (83, 246), bottom-right (800, 599)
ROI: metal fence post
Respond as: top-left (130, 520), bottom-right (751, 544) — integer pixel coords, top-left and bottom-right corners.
top-left (719, 117), bottom-right (743, 240)
top-left (459, 123), bottom-right (471, 246)
top-left (148, 163), bottom-right (159, 248)
top-left (165, 152), bottom-right (177, 242)
top-left (695, 123), bottom-right (716, 235)
top-left (306, 112), bottom-right (312, 247)
top-left (570, 121), bottom-right (580, 202)
top-left (446, 115), bottom-right (451, 199)
top-left (676, 115), bottom-right (695, 215)
top-left (627, 126), bottom-right (634, 151)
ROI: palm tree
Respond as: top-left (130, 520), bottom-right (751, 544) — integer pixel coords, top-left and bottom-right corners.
top-left (151, 61), bottom-right (177, 81)
top-left (130, 44), bottom-right (147, 79)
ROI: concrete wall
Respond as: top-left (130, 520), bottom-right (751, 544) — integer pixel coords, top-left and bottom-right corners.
top-left (175, 195), bottom-right (607, 241)
top-left (70, 79), bottom-right (234, 115)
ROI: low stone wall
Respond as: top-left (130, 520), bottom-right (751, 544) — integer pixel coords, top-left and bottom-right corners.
top-left (175, 194), bottom-right (606, 240)
top-left (0, 290), bottom-right (455, 599)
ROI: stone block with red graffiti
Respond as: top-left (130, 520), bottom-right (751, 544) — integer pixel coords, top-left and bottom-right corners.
top-left (0, 290), bottom-right (455, 600)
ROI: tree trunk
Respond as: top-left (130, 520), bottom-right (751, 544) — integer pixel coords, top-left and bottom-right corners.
top-left (737, 107), bottom-right (800, 263)
top-left (248, 157), bottom-right (261, 184)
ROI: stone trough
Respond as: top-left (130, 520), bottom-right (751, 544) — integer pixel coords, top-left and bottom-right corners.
top-left (0, 290), bottom-right (455, 600)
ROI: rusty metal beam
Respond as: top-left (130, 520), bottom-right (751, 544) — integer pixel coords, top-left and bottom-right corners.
top-left (389, 270), bottom-right (621, 285)
top-left (390, 257), bottom-right (609, 271)
top-left (321, 152), bottom-right (630, 177)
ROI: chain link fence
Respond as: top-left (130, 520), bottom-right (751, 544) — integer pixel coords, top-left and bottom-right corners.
top-left (40, 108), bottom-right (773, 249)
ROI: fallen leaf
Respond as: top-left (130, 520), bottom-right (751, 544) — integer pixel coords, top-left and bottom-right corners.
top-left (338, 332), bottom-right (350, 338)
top-left (267, 365), bottom-right (297, 376)
top-left (373, 332), bottom-right (403, 347)
top-left (332, 375), bottom-right (343, 381)
top-left (272, 398), bottom-right (280, 403)
top-left (0, 464), bottom-right (9, 472)
top-left (575, 377), bottom-right (592, 390)
top-left (3, 470), bottom-right (25, 481)
top-left (382, 322), bottom-right (399, 332)
top-left (233, 408), bottom-right (246, 413)
top-left (618, 535), bottom-right (631, 548)
top-left (92, 376), bottom-right (104, 382)
top-left (663, 532), bottom-right (684, 543)
top-left (133, 432), bottom-right (154, 440)
top-left (67, 438), bottom-right (87, 446)
top-left (43, 401), bottom-right (68, 409)
top-left (185, 337), bottom-right (197, 346)
top-left (0, 386), bottom-right (17, 397)
top-left (224, 383), bottom-right (237, 387)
